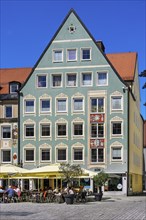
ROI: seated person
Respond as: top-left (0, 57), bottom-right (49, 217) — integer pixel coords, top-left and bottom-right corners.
top-left (5, 185), bottom-right (16, 199)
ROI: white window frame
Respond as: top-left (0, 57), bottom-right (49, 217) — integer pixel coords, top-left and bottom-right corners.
top-left (52, 49), bottom-right (63, 63)
top-left (10, 83), bottom-right (19, 93)
top-left (90, 97), bottom-right (105, 113)
top-left (90, 123), bottom-right (105, 138)
top-left (97, 72), bottom-right (108, 86)
top-left (72, 146), bottom-right (84, 162)
top-left (40, 123), bottom-right (51, 138)
top-left (24, 124), bottom-right (35, 139)
top-left (24, 99), bottom-right (35, 114)
top-left (67, 48), bottom-right (77, 62)
top-left (56, 98), bottom-right (67, 113)
top-left (81, 72), bottom-right (92, 87)
top-left (24, 148), bottom-right (35, 163)
top-left (1, 125), bottom-right (11, 139)
top-left (72, 98), bottom-right (84, 113)
top-left (110, 145), bottom-right (123, 162)
top-left (56, 123), bottom-right (68, 139)
top-left (51, 73), bottom-right (62, 88)
top-left (80, 48), bottom-right (91, 61)
top-left (36, 75), bottom-right (47, 88)
top-left (40, 98), bottom-right (51, 114)
top-left (90, 148), bottom-right (104, 163)
top-left (56, 147), bottom-right (68, 162)
top-left (72, 120), bottom-right (84, 139)
top-left (111, 96), bottom-right (123, 111)
top-left (40, 147), bottom-right (51, 163)
top-left (111, 121), bottom-right (123, 137)
top-left (66, 73), bottom-right (77, 87)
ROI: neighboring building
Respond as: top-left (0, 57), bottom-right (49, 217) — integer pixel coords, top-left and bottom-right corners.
top-left (0, 68), bottom-right (31, 166)
top-left (1, 9), bottom-right (143, 195)
top-left (143, 120), bottom-right (146, 190)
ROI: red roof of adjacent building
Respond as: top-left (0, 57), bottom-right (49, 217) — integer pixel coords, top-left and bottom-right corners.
top-left (106, 52), bottom-right (137, 81)
top-left (0, 68), bottom-right (32, 94)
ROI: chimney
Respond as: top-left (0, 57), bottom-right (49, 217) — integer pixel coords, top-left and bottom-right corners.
top-left (96, 40), bottom-right (105, 53)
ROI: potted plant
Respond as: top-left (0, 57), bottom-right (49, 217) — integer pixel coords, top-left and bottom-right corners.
top-left (93, 171), bottom-right (109, 201)
top-left (59, 163), bottom-right (83, 204)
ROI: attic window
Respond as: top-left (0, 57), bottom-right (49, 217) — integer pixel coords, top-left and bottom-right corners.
top-left (10, 82), bottom-right (19, 93)
top-left (68, 24), bottom-right (76, 33)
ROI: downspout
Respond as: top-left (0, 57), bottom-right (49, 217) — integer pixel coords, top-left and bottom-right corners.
top-left (17, 91), bottom-right (20, 165)
top-left (127, 88), bottom-right (130, 196)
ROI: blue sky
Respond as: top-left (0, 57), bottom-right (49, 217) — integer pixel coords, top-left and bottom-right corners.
top-left (0, 0), bottom-right (146, 119)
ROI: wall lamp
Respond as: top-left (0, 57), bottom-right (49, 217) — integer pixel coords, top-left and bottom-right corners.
top-left (122, 87), bottom-right (129, 93)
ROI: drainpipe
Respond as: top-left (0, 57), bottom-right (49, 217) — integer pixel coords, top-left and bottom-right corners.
top-left (127, 88), bottom-right (130, 196)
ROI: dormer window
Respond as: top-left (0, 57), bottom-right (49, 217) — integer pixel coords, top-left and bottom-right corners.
top-left (9, 82), bottom-right (20, 93)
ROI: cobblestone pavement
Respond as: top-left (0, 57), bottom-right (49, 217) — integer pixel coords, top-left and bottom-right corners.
top-left (0, 196), bottom-right (146, 220)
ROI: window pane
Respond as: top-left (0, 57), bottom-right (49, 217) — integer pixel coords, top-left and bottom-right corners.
top-left (58, 149), bottom-right (66, 160)
top-left (2, 150), bottom-right (11, 162)
top-left (91, 99), bottom-right (97, 112)
top-left (41, 100), bottom-right (50, 112)
top-left (91, 123), bottom-right (97, 137)
top-left (2, 126), bottom-right (11, 138)
top-left (112, 97), bottom-right (122, 110)
top-left (82, 73), bottom-right (91, 85)
top-left (112, 123), bottom-right (121, 134)
top-left (98, 124), bottom-right (104, 137)
top-left (41, 149), bottom-right (50, 161)
top-left (98, 98), bottom-right (104, 112)
top-left (58, 124), bottom-right (66, 136)
top-left (91, 149), bottom-right (97, 162)
top-left (5, 106), bottom-right (12, 118)
top-left (25, 125), bottom-right (34, 137)
top-left (25, 100), bottom-right (34, 112)
top-left (98, 149), bottom-right (104, 162)
top-left (54, 50), bottom-right (62, 62)
top-left (57, 100), bottom-right (66, 112)
top-left (74, 99), bottom-right (83, 111)
top-left (112, 148), bottom-right (121, 159)
top-left (68, 49), bottom-right (76, 60)
top-left (74, 124), bottom-right (83, 135)
top-left (41, 125), bottom-right (50, 136)
top-left (67, 74), bottom-right (76, 86)
top-left (53, 75), bottom-right (61, 87)
top-left (38, 76), bottom-right (46, 87)
top-left (97, 72), bottom-right (107, 85)
top-left (82, 49), bottom-right (90, 60)
top-left (10, 84), bottom-right (18, 93)
top-left (25, 150), bottom-right (34, 161)
top-left (74, 149), bottom-right (83, 160)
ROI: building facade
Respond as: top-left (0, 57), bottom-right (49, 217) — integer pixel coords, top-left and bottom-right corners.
top-left (1, 9), bottom-right (143, 195)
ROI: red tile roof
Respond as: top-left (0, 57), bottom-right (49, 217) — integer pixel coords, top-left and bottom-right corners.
top-left (0, 68), bottom-right (32, 94)
top-left (106, 52), bottom-right (137, 81)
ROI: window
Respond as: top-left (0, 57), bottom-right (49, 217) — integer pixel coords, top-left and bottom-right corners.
top-left (91, 123), bottom-right (104, 138)
top-left (57, 149), bottom-right (66, 161)
top-left (73, 98), bottom-right (83, 112)
top-left (52, 75), bottom-right (62, 87)
top-left (91, 148), bottom-right (104, 162)
top-left (25, 149), bottom-right (34, 161)
top-left (82, 73), bottom-right (92, 86)
top-left (41, 124), bottom-right (50, 137)
top-left (1, 150), bottom-right (11, 162)
top-left (2, 126), bottom-right (11, 139)
top-left (112, 122), bottom-right (122, 135)
top-left (37, 75), bottom-right (46, 88)
top-left (67, 49), bottom-right (77, 61)
top-left (73, 123), bottom-right (83, 136)
top-left (25, 125), bottom-right (34, 138)
top-left (10, 83), bottom-right (19, 93)
top-left (57, 99), bottom-right (67, 112)
top-left (24, 100), bottom-right (34, 113)
top-left (5, 106), bottom-right (12, 118)
top-left (97, 72), bottom-right (107, 85)
top-left (111, 97), bottom-right (122, 110)
top-left (57, 124), bottom-right (66, 137)
top-left (67, 74), bottom-right (76, 87)
top-left (91, 98), bottom-right (104, 113)
top-left (111, 147), bottom-right (122, 160)
top-left (53, 50), bottom-right (63, 62)
top-left (40, 100), bottom-right (50, 113)
top-left (41, 149), bottom-right (50, 161)
top-left (73, 148), bottom-right (83, 161)
top-left (81, 48), bottom-right (91, 60)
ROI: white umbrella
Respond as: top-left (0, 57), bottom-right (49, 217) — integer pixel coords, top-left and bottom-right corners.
top-left (0, 164), bottom-right (28, 178)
